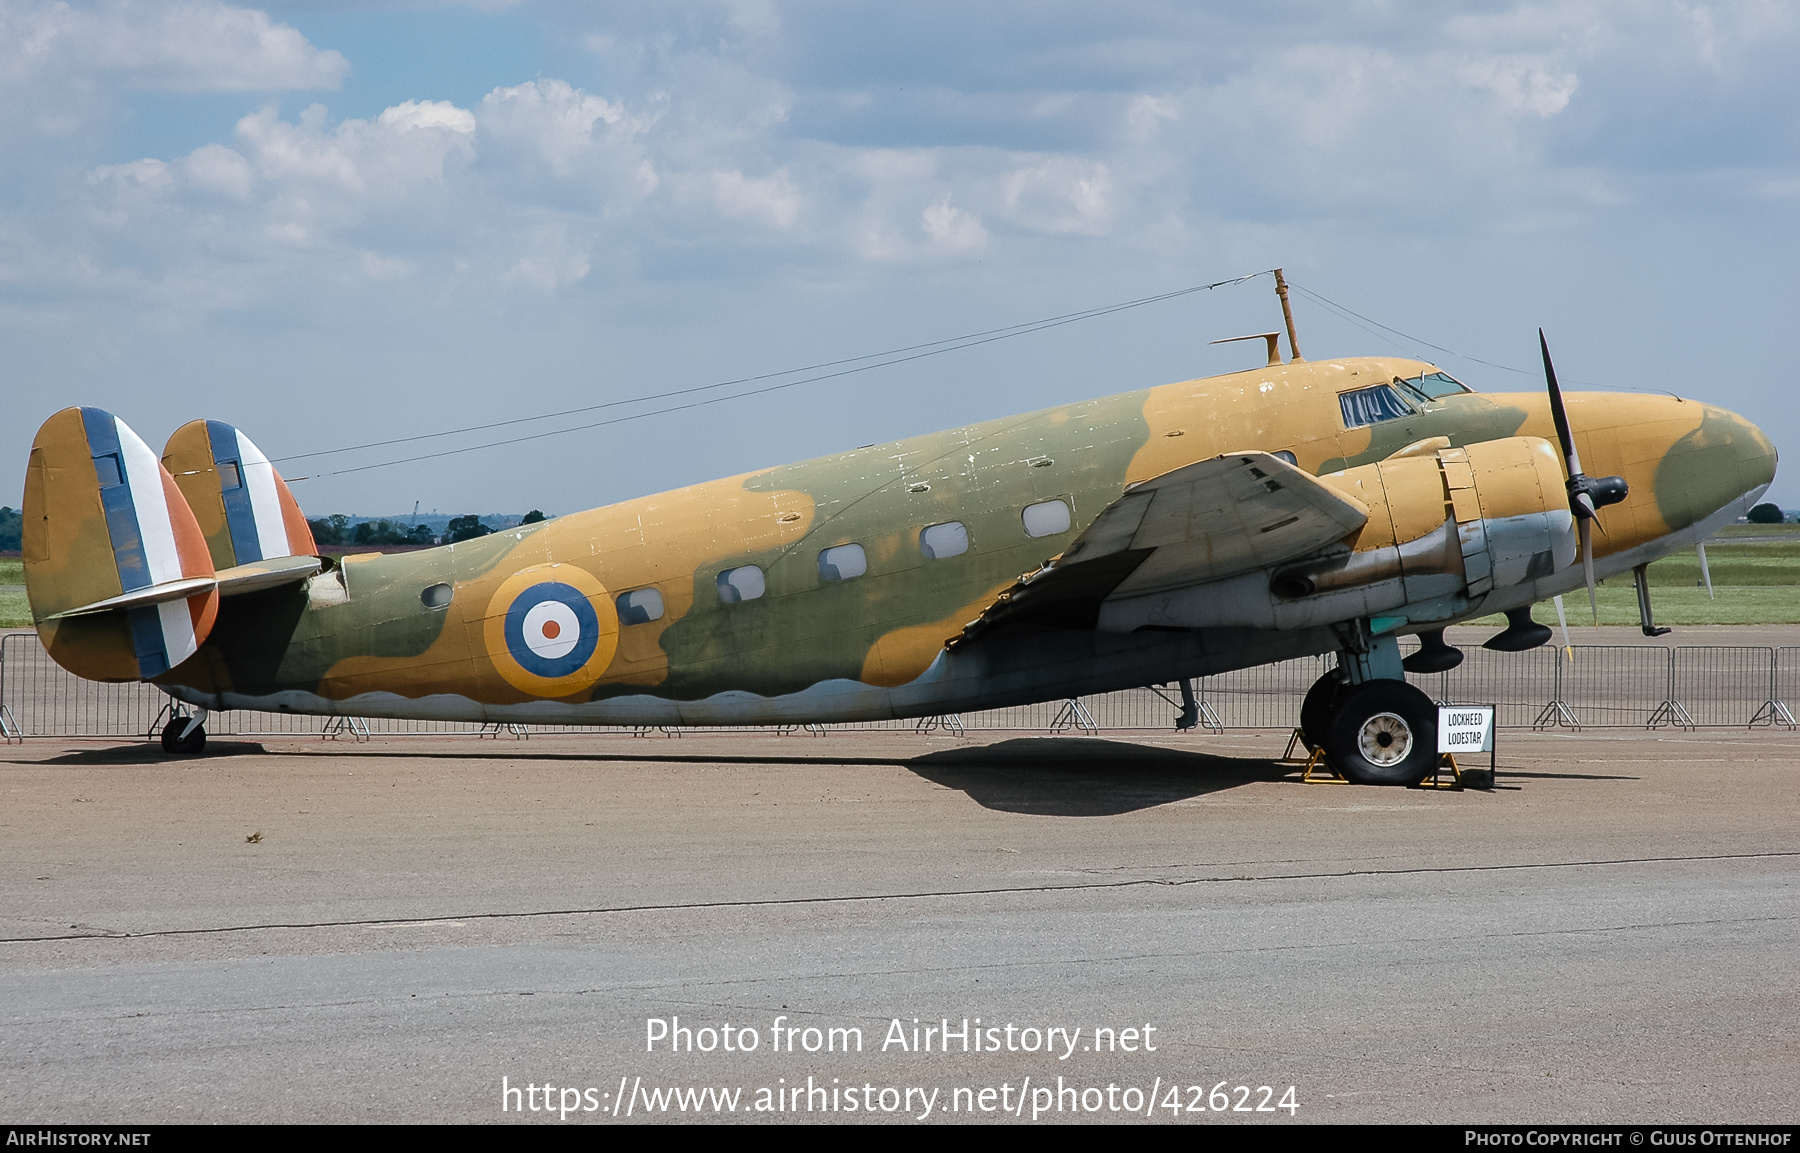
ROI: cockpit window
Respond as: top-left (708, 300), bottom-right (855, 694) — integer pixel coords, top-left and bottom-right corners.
top-left (1396, 371), bottom-right (1471, 400)
top-left (1338, 384), bottom-right (1414, 428)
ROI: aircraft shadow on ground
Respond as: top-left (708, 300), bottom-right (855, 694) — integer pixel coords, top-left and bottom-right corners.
top-left (14, 741), bottom-right (271, 766)
top-left (7, 736), bottom-right (1291, 813)
top-left (907, 737), bottom-right (1289, 816)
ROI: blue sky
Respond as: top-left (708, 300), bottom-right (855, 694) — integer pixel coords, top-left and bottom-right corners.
top-left (2, 1), bottom-right (1796, 516)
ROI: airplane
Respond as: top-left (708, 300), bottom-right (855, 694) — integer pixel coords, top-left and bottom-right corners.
top-left (18, 280), bottom-right (1777, 785)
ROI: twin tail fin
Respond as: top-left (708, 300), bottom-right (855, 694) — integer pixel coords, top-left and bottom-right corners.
top-left (23, 409), bottom-right (319, 683)
top-left (163, 418), bottom-right (316, 569)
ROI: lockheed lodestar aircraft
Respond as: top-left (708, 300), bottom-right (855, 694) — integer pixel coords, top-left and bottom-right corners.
top-left (19, 281), bottom-right (1777, 784)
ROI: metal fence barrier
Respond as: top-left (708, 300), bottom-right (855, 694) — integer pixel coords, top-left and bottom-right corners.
top-left (3, 629), bottom-right (1797, 741)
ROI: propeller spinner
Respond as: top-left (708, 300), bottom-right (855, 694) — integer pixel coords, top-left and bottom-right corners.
top-left (1539, 329), bottom-right (1629, 622)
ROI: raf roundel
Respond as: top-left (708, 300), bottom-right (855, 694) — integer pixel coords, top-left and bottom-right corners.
top-left (483, 565), bottom-right (619, 697)
top-left (508, 584), bottom-right (598, 676)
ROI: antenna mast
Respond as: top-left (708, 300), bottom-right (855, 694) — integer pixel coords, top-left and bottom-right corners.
top-left (1273, 268), bottom-right (1303, 363)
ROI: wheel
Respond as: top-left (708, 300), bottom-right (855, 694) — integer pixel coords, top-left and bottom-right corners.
top-left (1323, 679), bottom-right (1436, 786)
top-left (1298, 670), bottom-right (1345, 752)
top-left (160, 717), bottom-right (206, 755)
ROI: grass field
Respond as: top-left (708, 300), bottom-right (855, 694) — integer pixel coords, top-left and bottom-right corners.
top-left (1, 557), bottom-right (22, 627)
top-left (1467, 524), bottom-right (1800, 627)
top-left (2, 529), bottom-right (1797, 629)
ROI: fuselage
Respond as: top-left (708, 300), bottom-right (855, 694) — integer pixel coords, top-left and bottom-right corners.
top-left (159, 356), bottom-right (1776, 726)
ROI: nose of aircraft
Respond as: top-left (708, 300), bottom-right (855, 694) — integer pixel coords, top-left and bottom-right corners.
top-left (1644, 399), bottom-right (1777, 533)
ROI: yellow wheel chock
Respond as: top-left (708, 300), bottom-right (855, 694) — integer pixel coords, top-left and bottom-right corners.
top-left (1417, 752), bottom-right (1464, 789)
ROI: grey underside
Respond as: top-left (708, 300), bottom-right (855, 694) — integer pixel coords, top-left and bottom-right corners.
top-left (165, 624), bottom-right (1338, 726)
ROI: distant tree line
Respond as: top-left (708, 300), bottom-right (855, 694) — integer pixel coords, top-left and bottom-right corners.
top-left (446, 510), bottom-right (548, 542)
top-left (305, 510), bottom-right (552, 548)
top-left (1747, 503), bottom-right (1787, 524)
top-left (0, 506), bottom-right (20, 552)
top-left (307, 514), bottom-right (435, 547)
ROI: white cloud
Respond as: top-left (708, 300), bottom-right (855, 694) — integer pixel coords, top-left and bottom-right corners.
top-left (0, 0), bottom-right (347, 94)
top-left (380, 100), bottom-right (476, 135)
top-left (4, 2), bottom-right (1800, 517)
top-left (1125, 95), bottom-right (1179, 138)
top-left (1000, 158), bottom-right (1114, 235)
top-left (236, 102), bottom-right (475, 198)
top-left (479, 79), bottom-right (652, 179)
top-left (88, 156), bottom-right (170, 191)
top-left (503, 221), bottom-right (592, 290)
top-left (180, 143), bottom-right (252, 200)
top-left (920, 196), bottom-right (986, 253)
top-left (1456, 54), bottom-right (1578, 118)
top-left (708, 168), bottom-right (801, 230)
top-left (10, 5), bottom-right (1800, 332)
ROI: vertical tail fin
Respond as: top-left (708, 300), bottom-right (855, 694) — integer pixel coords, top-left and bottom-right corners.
top-left (23, 408), bottom-right (218, 682)
top-left (163, 419), bottom-right (316, 569)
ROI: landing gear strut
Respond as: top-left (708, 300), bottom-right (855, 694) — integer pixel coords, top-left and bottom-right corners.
top-left (1301, 622), bottom-right (1438, 786)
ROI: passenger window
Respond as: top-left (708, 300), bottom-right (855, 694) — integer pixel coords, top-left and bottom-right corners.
top-left (717, 565), bottom-right (765, 604)
top-left (818, 543), bottom-right (867, 581)
top-left (920, 521), bottom-right (969, 560)
top-left (1338, 384), bottom-right (1414, 428)
top-left (1022, 499), bottom-right (1072, 538)
top-left (420, 583), bottom-right (453, 609)
top-left (1272, 450), bottom-right (1298, 466)
top-left (616, 587), bottom-right (665, 624)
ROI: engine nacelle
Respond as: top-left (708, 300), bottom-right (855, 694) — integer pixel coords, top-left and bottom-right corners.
top-left (1281, 435), bottom-right (1577, 600)
top-left (1095, 436), bottom-right (1576, 633)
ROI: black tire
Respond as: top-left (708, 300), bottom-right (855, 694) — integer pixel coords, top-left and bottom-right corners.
top-left (1323, 679), bottom-right (1436, 786)
top-left (1298, 671), bottom-right (1344, 752)
top-left (160, 717), bottom-right (206, 755)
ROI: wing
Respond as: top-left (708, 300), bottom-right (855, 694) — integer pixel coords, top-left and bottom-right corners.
top-left (951, 453), bottom-right (1368, 644)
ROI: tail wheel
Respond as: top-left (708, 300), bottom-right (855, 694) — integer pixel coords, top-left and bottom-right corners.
top-left (1298, 671), bottom-right (1344, 752)
top-left (160, 717), bottom-right (206, 756)
top-left (1323, 679), bottom-right (1436, 785)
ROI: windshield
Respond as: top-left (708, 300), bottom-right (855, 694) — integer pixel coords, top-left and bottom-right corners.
top-left (1395, 371), bottom-right (1471, 400)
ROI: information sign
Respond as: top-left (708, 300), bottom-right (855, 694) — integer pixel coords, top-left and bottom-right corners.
top-left (1437, 705), bottom-right (1495, 754)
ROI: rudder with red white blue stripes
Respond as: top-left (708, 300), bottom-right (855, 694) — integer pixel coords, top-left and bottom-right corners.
top-left (163, 419), bottom-right (316, 570)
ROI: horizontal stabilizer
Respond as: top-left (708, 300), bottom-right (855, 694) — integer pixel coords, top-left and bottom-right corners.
top-left (45, 576), bottom-right (220, 620)
top-left (215, 554), bottom-right (322, 596)
top-left (45, 555), bottom-right (324, 620)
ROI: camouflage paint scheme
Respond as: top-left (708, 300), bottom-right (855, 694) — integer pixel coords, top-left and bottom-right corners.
top-left (31, 355), bottom-right (1778, 727)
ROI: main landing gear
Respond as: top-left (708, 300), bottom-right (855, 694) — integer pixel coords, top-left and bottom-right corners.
top-left (1298, 624), bottom-right (1441, 786)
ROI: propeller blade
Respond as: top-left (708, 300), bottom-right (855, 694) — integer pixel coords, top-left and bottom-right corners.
top-left (1539, 329), bottom-right (1585, 478)
top-left (1553, 594), bottom-right (1574, 661)
top-left (1580, 518), bottom-right (1598, 624)
top-left (1697, 541), bottom-right (1714, 599)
